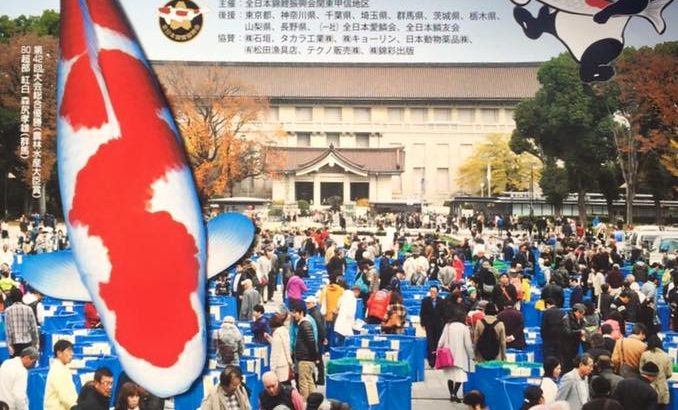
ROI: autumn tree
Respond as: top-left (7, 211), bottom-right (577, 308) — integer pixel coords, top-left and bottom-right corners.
top-left (158, 65), bottom-right (283, 201)
top-left (601, 43), bottom-right (678, 223)
top-left (457, 133), bottom-right (540, 196)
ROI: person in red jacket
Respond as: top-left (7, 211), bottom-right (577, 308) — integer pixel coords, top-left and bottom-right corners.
top-left (365, 289), bottom-right (391, 325)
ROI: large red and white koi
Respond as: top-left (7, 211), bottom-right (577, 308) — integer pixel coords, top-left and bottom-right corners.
top-left (33, 0), bottom-right (254, 397)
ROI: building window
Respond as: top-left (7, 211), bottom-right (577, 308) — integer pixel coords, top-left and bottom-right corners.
top-left (354, 107), bottom-right (371, 122)
top-left (505, 109), bottom-right (516, 125)
top-left (350, 182), bottom-right (369, 201)
top-left (295, 182), bottom-right (313, 202)
top-left (457, 108), bottom-right (474, 123)
top-left (356, 133), bottom-right (370, 147)
top-left (410, 108), bottom-right (426, 122)
top-left (435, 143), bottom-right (449, 167)
top-left (433, 108), bottom-right (451, 122)
top-left (481, 108), bottom-right (499, 123)
top-left (436, 168), bottom-right (449, 193)
top-left (297, 132), bottom-right (311, 147)
top-left (325, 107), bottom-right (342, 121)
top-left (413, 167), bottom-right (425, 194)
top-left (387, 107), bottom-right (403, 122)
top-left (326, 132), bottom-right (340, 147)
top-left (295, 107), bottom-right (313, 121)
top-left (412, 143), bottom-right (425, 166)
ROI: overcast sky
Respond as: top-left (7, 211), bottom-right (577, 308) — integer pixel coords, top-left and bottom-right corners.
top-left (2, 0), bottom-right (677, 63)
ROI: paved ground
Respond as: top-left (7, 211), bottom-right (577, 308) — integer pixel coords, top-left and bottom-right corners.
top-left (263, 286), bottom-right (468, 410)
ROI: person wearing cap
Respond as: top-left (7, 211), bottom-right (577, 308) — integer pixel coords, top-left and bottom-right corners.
top-left (561, 303), bottom-right (587, 374)
top-left (214, 316), bottom-right (244, 367)
top-left (555, 353), bottom-right (594, 410)
top-left (0, 346), bottom-right (38, 409)
top-left (583, 376), bottom-right (623, 410)
top-left (612, 361), bottom-right (659, 409)
top-left (520, 385), bottom-right (544, 410)
top-left (640, 335), bottom-right (672, 407)
top-left (611, 322), bottom-right (647, 378)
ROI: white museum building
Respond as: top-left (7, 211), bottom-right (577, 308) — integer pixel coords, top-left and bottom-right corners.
top-left (154, 62), bottom-right (541, 208)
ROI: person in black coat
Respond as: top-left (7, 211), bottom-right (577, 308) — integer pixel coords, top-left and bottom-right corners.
top-left (378, 250), bottom-right (395, 290)
top-left (294, 251), bottom-right (309, 278)
top-left (583, 376), bottom-right (623, 410)
top-left (326, 249), bottom-right (345, 281)
top-left (540, 299), bottom-right (563, 360)
top-left (420, 285), bottom-right (445, 368)
top-left (561, 303), bottom-right (587, 374)
top-left (541, 280), bottom-right (564, 308)
top-left (612, 362), bottom-right (659, 410)
top-left (492, 273), bottom-right (517, 311)
top-left (473, 261), bottom-right (496, 300)
top-left (75, 367), bottom-right (114, 410)
top-left (497, 305), bottom-right (525, 349)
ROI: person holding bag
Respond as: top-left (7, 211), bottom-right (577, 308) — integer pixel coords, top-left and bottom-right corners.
top-left (437, 311), bottom-right (474, 403)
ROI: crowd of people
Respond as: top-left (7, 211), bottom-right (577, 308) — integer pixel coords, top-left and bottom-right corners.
top-left (1, 209), bottom-right (677, 409)
top-left (223, 213), bottom-right (677, 409)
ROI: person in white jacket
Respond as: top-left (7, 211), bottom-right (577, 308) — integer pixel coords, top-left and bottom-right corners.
top-left (437, 320), bottom-right (474, 403)
top-left (0, 347), bottom-right (38, 410)
top-left (334, 286), bottom-right (360, 345)
top-left (266, 309), bottom-right (294, 384)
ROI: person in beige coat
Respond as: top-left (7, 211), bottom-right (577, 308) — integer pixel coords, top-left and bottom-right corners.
top-left (438, 319), bottom-right (475, 403)
top-left (473, 305), bottom-right (506, 362)
top-left (266, 310), bottom-right (294, 384)
top-left (639, 335), bottom-right (673, 407)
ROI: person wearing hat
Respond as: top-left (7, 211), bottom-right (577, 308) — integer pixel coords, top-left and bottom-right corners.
top-left (561, 303), bottom-right (587, 374)
top-left (215, 316), bottom-right (244, 367)
top-left (583, 375), bottom-right (623, 410)
top-left (0, 346), bottom-right (38, 409)
top-left (520, 385), bottom-right (544, 410)
top-left (612, 361), bottom-right (659, 409)
top-left (640, 335), bottom-right (673, 408)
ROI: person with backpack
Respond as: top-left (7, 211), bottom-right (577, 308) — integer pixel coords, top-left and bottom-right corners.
top-left (473, 304), bottom-right (506, 362)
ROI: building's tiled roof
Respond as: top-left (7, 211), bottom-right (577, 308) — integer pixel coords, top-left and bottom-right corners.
top-left (273, 146), bottom-right (405, 174)
top-left (152, 62), bottom-right (541, 102)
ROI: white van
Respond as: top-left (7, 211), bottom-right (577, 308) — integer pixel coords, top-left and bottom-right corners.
top-left (649, 235), bottom-right (678, 265)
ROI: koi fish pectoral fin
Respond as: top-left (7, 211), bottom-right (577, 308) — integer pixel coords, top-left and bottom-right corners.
top-left (20, 250), bottom-right (92, 302)
top-left (21, 212), bottom-right (254, 301)
top-left (206, 212), bottom-right (256, 279)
